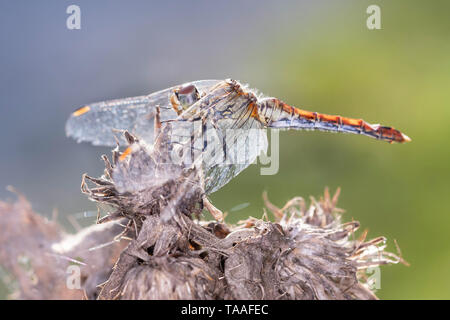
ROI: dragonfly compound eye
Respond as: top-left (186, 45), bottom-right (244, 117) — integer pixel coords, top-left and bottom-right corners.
top-left (176, 84), bottom-right (200, 109)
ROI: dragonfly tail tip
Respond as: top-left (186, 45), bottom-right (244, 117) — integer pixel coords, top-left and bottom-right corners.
top-left (401, 133), bottom-right (412, 143)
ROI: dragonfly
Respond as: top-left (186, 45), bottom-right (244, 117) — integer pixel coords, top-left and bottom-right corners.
top-left (66, 79), bottom-right (410, 196)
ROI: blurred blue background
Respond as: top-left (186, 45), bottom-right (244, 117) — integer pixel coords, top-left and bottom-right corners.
top-left (0, 0), bottom-right (449, 299)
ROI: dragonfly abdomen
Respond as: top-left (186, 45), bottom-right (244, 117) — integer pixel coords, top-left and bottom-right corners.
top-left (301, 111), bottom-right (410, 143)
top-left (258, 98), bottom-right (410, 143)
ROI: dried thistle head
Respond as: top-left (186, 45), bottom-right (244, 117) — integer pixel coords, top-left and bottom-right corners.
top-left (254, 188), bottom-right (405, 299)
top-left (81, 127), bottom-right (204, 222)
top-left (100, 188), bottom-right (404, 300)
top-left (78, 126), bottom-right (404, 300)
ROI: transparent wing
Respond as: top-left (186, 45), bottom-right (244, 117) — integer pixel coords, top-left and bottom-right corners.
top-left (65, 80), bottom-right (222, 146)
top-left (166, 82), bottom-right (268, 194)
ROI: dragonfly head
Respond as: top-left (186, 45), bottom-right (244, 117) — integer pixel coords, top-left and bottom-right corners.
top-left (174, 83), bottom-right (200, 111)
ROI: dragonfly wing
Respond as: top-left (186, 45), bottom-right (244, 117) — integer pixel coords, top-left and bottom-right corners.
top-left (168, 82), bottom-right (268, 194)
top-left (204, 116), bottom-right (268, 194)
top-left (65, 80), bottom-right (222, 146)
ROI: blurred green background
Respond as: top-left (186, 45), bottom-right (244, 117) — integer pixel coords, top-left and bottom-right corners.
top-left (0, 0), bottom-right (449, 299)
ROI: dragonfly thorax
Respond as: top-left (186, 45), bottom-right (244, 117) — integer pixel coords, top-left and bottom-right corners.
top-left (256, 97), bottom-right (293, 127)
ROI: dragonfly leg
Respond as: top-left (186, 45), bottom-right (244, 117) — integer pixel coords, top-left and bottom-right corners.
top-left (202, 196), bottom-right (224, 222)
top-left (153, 106), bottom-right (162, 138)
top-left (210, 118), bottom-right (227, 163)
top-left (170, 92), bottom-right (183, 115)
top-left (202, 117), bottom-right (208, 153)
top-left (200, 112), bottom-right (228, 164)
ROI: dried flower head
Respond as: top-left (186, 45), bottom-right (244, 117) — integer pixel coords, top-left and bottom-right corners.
top-left (79, 129), bottom-right (404, 300)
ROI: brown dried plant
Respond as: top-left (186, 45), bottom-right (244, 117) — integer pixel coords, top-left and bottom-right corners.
top-left (0, 125), bottom-right (405, 300)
